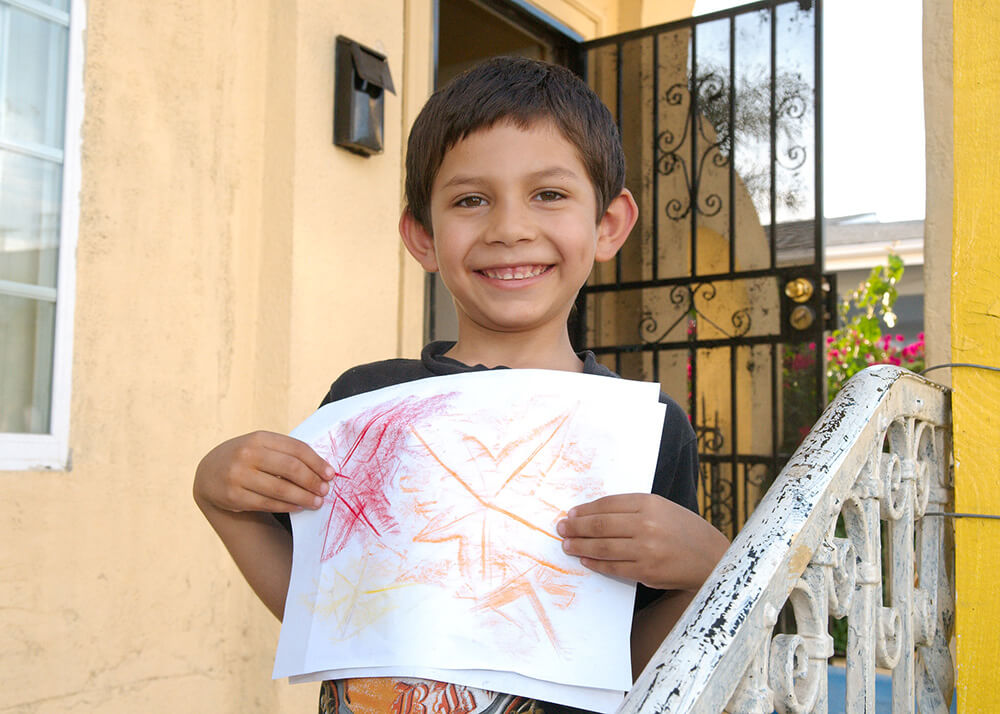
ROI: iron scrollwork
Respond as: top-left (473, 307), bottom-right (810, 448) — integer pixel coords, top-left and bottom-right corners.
top-left (699, 459), bottom-right (735, 535)
top-left (655, 73), bottom-right (730, 223)
top-left (655, 64), bottom-right (812, 222)
top-left (639, 282), bottom-right (753, 344)
top-left (776, 92), bottom-right (808, 172)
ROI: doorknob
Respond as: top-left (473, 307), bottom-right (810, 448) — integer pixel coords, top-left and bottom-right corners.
top-left (784, 278), bottom-right (814, 303)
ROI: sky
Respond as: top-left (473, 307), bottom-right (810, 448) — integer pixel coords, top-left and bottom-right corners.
top-left (694, 0), bottom-right (926, 222)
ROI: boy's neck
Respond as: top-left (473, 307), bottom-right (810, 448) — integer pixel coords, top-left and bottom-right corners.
top-left (443, 325), bottom-right (584, 372)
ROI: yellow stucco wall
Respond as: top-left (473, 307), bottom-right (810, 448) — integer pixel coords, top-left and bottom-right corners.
top-left (1, 0), bottom-right (409, 710)
top-left (529, 0), bottom-right (694, 37)
top-left (952, 1), bottom-right (1000, 710)
top-left (2, 1), bottom-right (706, 711)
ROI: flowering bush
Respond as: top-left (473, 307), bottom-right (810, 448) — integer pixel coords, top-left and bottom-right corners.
top-left (825, 254), bottom-right (924, 400)
top-left (779, 254), bottom-right (926, 453)
top-left (822, 254), bottom-right (925, 655)
top-left (777, 255), bottom-right (926, 655)
top-left (781, 341), bottom-right (820, 452)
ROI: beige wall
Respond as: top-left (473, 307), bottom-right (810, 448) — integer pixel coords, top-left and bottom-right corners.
top-left (923, 0), bottom-right (953, 385)
top-left (2, 0), bottom-right (409, 710)
top-left (2, 0), bottom-right (705, 711)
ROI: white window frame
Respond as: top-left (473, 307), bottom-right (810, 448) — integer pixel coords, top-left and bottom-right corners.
top-left (0, 0), bottom-right (84, 470)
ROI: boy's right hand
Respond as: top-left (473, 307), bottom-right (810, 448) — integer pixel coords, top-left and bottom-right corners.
top-left (193, 431), bottom-right (334, 514)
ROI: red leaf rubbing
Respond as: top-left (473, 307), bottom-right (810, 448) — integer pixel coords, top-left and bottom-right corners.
top-left (312, 392), bottom-right (456, 561)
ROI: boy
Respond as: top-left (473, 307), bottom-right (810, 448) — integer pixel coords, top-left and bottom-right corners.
top-left (194, 57), bottom-right (728, 713)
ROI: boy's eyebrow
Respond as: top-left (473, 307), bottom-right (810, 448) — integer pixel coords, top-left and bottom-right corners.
top-left (525, 167), bottom-right (582, 183)
top-left (439, 166), bottom-right (583, 190)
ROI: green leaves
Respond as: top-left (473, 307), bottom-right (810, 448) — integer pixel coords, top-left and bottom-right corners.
top-left (825, 254), bottom-right (916, 400)
top-left (857, 315), bottom-right (880, 342)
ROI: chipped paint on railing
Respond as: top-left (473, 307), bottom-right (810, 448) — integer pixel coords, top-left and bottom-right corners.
top-left (620, 366), bottom-right (954, 713)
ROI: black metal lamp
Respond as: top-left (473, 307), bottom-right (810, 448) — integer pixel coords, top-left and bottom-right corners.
top-left (333, 36), bottom-right (396, 156)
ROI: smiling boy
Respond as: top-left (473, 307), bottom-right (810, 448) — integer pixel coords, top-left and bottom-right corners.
top-left (194, 57), bottom-right (728, 713)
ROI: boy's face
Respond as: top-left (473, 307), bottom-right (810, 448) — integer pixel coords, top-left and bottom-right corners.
top-left (404, 120), bottom-right (632, 341)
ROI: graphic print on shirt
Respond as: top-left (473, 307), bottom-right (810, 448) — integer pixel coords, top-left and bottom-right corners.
top-left (318, 678), bottom-right (546, 714)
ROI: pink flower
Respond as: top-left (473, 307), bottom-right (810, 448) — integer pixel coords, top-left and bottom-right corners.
top-left (808, 342), bottom-right (816, 351)
top-left (896, 334), bottom-right (904, 342)
top-left (826, 336), bottom-right (835, 344)
top-left (918, 331), bottom-right (925, 341)
top-left (792, 354), bottom-right (814, 370)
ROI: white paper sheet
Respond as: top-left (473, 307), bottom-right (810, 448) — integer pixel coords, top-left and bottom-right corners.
top-left (274, 369), bottom-right (666, 712)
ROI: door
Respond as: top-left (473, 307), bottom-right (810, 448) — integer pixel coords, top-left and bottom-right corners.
top-left (431, 0), bottom-right (830, 539)
top-left (574, 0), bottom-right (830, 538)
top-left (428, 0), bottom-right (581, 341)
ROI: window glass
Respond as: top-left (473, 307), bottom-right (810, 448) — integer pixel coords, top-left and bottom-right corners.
top-left (0, 1), bottom-right (70, 438)
top-left (0, 152), bottom-right (62, 288)
top-left (36, 0), bottom-right (70, 12)
top-left (0, 294), bottom-right (55, 433)
top-left (1, 5), bottom-right (68, 148)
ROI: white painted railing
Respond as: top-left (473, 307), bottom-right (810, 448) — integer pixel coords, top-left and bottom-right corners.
top-left (623, 365), bottom-right (954, 713)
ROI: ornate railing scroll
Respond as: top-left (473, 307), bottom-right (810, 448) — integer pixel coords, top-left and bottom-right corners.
top-left (621, 366), bottom-right (954, 713)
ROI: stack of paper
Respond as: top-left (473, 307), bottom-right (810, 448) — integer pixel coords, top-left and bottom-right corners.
top-left (274, 369), bottom-right (666, 713)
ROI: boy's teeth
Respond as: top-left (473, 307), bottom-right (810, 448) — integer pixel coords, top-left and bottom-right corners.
top-left (482, 265), bottom-right (547, 280)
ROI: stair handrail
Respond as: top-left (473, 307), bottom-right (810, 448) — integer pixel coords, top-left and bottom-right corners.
top-left (621, 365), bottom-right (954, 713)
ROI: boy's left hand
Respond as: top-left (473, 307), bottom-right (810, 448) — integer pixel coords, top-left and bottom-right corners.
top-left (557, 493), bottom-right (728, 591)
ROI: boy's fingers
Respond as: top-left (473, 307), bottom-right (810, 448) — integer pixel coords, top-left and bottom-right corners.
top-left (576, 557), bottom-right (635, 580)
top-left (244, 469), bottom-right (326, 510)
top-left (557, 513), bottom-right (636, 538)
top-left (257, 432), bottom-right (334, 482)
top-left (561, 535), bottom-right (636, 562)
top-left (256, 449), bottom-right (330, 498)
top-left (280, 437), bottom-right (336, 482)
top-left (236, 488), bottom-right (308, 514)
top-left (566, 493), bottom-right (643, 518)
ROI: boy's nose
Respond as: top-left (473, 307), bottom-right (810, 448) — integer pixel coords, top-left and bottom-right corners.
top-left (487, 201), bottom-right (537, 245)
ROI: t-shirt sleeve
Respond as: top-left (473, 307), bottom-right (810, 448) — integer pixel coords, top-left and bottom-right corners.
top-left (634, 394), bottom-right (700, 611)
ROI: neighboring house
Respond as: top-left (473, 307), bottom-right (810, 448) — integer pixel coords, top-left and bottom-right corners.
top-left (0, 1), bottom-right (995, 713)
top-left (824, 215), bottom-right (925, 344)
top-left (777, 214), bottom-right (926, 343)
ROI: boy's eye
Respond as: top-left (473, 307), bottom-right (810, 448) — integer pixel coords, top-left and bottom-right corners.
top-left (456, 195), bottom-right (486, 208)
top-left (535, 190), bottom-right (565, 202)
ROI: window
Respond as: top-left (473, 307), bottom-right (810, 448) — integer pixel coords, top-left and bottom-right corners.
top-left (0, 0), bottom-right (83, 469)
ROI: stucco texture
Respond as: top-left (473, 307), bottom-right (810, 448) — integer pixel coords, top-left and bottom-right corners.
top-left (1, 0), bottom-right (407, 710)
top-left (952, 2), bottom-right (1000, 711)
top-left (0, 1), bottom-right (776, 711)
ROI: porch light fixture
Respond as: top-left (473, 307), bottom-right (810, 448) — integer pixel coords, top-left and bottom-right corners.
top-left (333, 35), bottom-right (396, 156)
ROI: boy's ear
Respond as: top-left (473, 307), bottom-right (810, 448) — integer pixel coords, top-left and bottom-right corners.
top-left (594, 189), bottom-right (639, 263)
top-left (399, 209), bottom-right (439, 273)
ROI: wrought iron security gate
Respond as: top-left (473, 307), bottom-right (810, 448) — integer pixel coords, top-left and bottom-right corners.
top-left (573, 0), bottom-right (831, 539)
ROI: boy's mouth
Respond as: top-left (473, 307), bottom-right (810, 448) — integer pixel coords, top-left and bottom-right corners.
top-left (477, 264), bottom-right (552, 281)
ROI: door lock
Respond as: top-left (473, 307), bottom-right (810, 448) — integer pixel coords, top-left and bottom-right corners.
top-left (789, 305), bottom-right (816, 331)
top-left (784, 278), bottom-right (814, 303)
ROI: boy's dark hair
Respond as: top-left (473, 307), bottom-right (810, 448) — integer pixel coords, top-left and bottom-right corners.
top-left (404, 56), bottom-right (625, 233)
